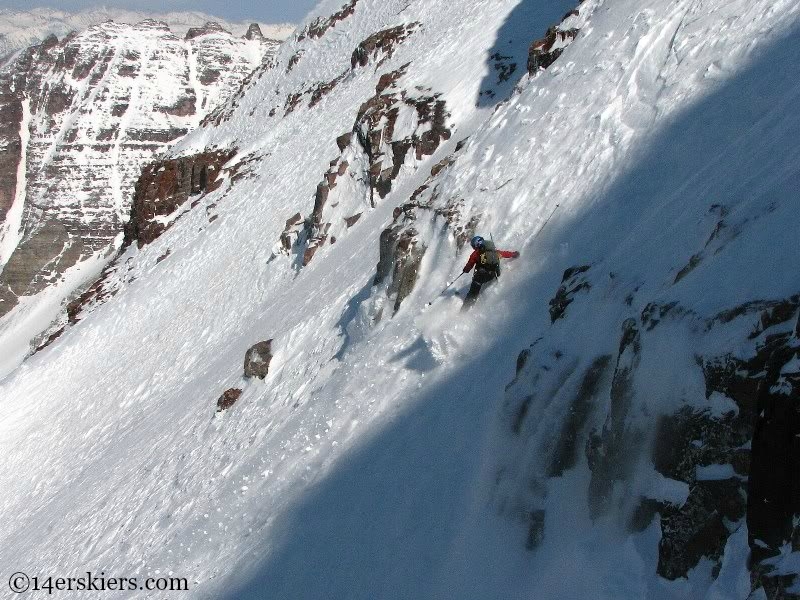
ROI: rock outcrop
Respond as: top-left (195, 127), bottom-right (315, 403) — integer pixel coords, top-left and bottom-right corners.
top-left (297, 0), bottom-right (359, 41)
top-left (284, 64), bottom-right (452, 268)
top-left (499, 278), bottom-right (800, 598)
top-left (350, 24), bottom-right (420, 70)
top-left (549, 265), bottom-right (592, 322)
top-left (244, 340), bottom-right (273, 379)
top-left (124, 149), bottom-right (235, 248)
top-left (245, 23), bottom-right (265, 41)
top-left (527, 9), bottom-right (581, 75)
top-left (217, 388), bottom-right (243, 411)
top-left (375, 218), bottom-right (427, 315)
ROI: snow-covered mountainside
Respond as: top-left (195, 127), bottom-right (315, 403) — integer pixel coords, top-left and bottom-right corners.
top-left (1, 0), bottom-right (799, 598)
top-left (0, 19), bottom-right (283, 373)
top-left (0, 7), bottom-right (293, 67)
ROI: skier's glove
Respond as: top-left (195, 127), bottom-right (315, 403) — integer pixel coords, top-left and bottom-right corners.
top-left (511, 251), bottom-right (520, 258)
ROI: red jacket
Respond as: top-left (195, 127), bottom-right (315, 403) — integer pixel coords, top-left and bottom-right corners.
top-left (463, 248), bottom-right (518, 273)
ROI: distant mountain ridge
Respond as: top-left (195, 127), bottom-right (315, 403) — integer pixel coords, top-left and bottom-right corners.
top-left (0, 7), bottom-right (294, 66)
top-left (0, 15), bottom-right (283, 369)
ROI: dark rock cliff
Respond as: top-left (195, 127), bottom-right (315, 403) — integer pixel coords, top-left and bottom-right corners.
top-left (124, 149), bottom-right (235, 248)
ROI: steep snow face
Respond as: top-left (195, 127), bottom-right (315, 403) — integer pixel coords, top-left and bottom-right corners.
top-left (0, 7), bottom-right (293, 66)
top-left (0, 19), bottom-right (282, 373)
top-left (1, 0), bottom-right (799, 599)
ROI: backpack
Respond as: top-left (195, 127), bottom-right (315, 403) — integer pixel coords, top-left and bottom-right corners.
top-left (478, 240), bottom-right (501, 275)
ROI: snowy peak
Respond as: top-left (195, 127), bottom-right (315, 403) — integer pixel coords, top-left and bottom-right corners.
top-left (0, 7), bottom-right (294, 65)
top-left (245, 23), bottom-right (266, 41)
top-left (0, 18), bottom-right (281, 345)
top-left (185, 21), bottom-right (230, 40)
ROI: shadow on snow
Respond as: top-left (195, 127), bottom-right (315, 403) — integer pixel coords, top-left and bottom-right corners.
top-left (476, 0), bottom-right (578, 107)
top-left (217, 23), bottom-right (800, 600)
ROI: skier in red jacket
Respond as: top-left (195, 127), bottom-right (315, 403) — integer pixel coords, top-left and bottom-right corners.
top-left (461, 235), bottom-right (519, 309)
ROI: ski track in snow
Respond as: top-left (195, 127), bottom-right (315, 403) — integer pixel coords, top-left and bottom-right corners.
top-left (0, 0), bottom-right (799, 597)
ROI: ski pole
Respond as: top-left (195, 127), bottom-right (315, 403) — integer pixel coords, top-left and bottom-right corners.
top-left (534, 204), bottom-right (560, 240)
top-left (427, 272), bottom-right (464, 305)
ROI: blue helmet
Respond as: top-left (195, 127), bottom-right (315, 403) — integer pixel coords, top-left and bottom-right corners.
top-left (470, 235), bottom-right (485, 250)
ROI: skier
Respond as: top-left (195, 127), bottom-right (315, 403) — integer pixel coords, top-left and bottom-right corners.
top-left (461, 235), bottom-right (519, 310)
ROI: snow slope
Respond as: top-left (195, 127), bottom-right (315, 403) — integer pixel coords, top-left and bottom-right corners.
top-left (1, 0), bottom-right (799, 598)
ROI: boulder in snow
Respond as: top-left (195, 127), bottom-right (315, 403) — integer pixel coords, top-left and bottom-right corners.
top-left (244, 340), bottom-right (273, 379)
top-left (216, 388), bottom-right (242, 411)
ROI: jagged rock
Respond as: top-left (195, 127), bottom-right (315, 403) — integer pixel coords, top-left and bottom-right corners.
top-left (185, 21), bottom-right (230, 41)
top-left (748, 343), bottom-right (800, 560)
top-left (375, 230), bottom-right (396, 287)
top-left (40, 33), bottom-right (59, 49)
top-left (286, 50), bottom-right (304, 73)
top-left (298, 0), bottom-right (359, 41)
top-left (375, 224), bottom-right (426, 313)
top-left (390, 230), bottom-right (426, 313)
top-left (629, 498), bottom-right (667, 533)
top-left (336, 132), bottom-right (353, 152)
top-left (658, 479), bottom-right (746, 580)
top-left (302, 243), bottom-right (320, 266)
top-left (430, 156), bottom-right (455, 177)
top-left (309, 73), bottom-right (346, 107)
top-left (376, 69), bottom-right (404, 94)
top-left (194, 30), bottom-right (281, 126)
top-left (0, 219), bottom-right (84, 313)
top-left (497, 290), bottom-right (799, 591)
top-left (217, 388), bottom-right (243, 411)
top-left (291, 62), bottom-right (452, 269)
top-left (350, 24), bottom-right (420, 69)
top-left (280, 213), bottom-right (304, 252)
top-left (649, 385), bottom-right (753, 579)
top-left (640, 301), bottom-right (684, 331)
top-left (528, 27), bottom-right (579, 73)
top-left (224, 150), bottom-right (265, 185)
top-left (548, 265), bottom-right (592, 322)
top-left (284, 92), bottom-right (303, 115)
top-left (159, 96), bottom-right (196, 117)
top-left (344, 213), bottom-right (362, 227)
top-left (527, 6), bottom-right (581, 76)
top-left (503, 348), bottom-right (533, 393)
top-left (354, 64), bottom-right (450, 196)
top-left (516, 348), bottom-right (531, 374)
top-left (124, 149), bottom-right (235, 248)
top-left (244, 340), bottom-right (273, 379)
top-left (648, 298), bottom-right (799, 583)
top-left (245, 23), bottom-right (264, 41)
top-left (674, 252), bottom-right (703, 283)
top-left (346, 137), bottom-right (475, 313)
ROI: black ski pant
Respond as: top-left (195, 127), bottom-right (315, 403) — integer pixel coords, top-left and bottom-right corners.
top-left (462, 268), bottom-right (497, 310)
